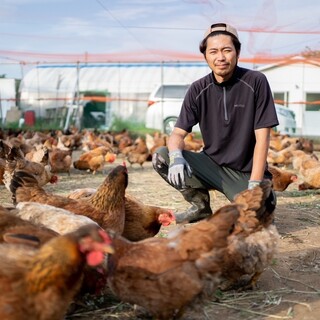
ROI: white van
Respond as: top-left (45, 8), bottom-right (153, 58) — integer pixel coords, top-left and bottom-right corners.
top-left (145, 84), bottom-right (296, 135)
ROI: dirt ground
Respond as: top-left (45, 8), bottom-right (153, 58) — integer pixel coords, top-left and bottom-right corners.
top-left (1, 152), bottom-right (320, 320)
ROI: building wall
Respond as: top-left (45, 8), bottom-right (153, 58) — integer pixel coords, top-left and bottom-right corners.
top-left (260, 60), bottom-right (320, 136)
top-left (0, 78), bottom-right (16, 123)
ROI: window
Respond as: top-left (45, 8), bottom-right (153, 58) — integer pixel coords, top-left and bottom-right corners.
top-left (306, 93), bottom-right (320, 111)
top-left (273, 92), bottom-right (289, 107)
top-left (155, 85), bottom-right (190, 99)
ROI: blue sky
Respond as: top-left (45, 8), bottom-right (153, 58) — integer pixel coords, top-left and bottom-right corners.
top-left (0, 0), bottom-right (319, 78)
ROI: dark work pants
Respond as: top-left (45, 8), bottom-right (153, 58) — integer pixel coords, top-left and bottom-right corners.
top-left (155, 146), bottom-right (271, 202)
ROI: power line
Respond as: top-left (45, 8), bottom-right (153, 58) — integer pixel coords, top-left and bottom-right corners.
top-left (94, 0), bottom-right (160, 58)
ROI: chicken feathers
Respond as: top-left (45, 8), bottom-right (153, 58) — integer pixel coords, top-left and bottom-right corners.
top-left (0, 224), bottom-right (114, 320)
top-left (220, 180), bottom-right (279, 290)
top-left (107, 206), bottom-right (239, 319)
top-left (10, 165), bottom-right (128, 234)
top-left (0, 205), bottom-right (58, 246)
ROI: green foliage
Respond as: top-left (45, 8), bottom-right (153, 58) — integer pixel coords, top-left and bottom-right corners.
top-left (109, 115), bottom-right (157, 135)
top-left (3, 121), bottom-right (20, 130)
top-left (9, 118), bottom-right (62, 131)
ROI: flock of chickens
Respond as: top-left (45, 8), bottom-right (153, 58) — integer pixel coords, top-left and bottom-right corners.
top-left (0, 127), bottom-right (316, 320)
top-left (267, 131), bottom-right (320, 191)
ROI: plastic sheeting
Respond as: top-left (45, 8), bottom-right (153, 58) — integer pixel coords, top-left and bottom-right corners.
top-left (19, 62), bottom-right (210, 123)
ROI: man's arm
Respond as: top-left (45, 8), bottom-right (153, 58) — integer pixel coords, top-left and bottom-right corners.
top-left (167, 127), bottom-right (188, 152)
top-left (250, 127), bottom-right (271, 181)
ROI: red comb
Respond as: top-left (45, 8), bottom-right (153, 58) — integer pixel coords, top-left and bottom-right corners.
top-left (50, 175), bottom-right (58, 184)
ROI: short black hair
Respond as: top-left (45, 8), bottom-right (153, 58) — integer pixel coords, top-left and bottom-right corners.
top-left (199, 31), bottom-right (241, 56)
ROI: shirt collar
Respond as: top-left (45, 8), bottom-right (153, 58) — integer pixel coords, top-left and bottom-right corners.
top-left (211, 65), bottom-right (239, 86)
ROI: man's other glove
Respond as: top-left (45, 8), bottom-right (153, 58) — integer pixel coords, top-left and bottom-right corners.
top-left (248, 180), bottom-right (262, 190)
top-left (168, 150), bottom-right (192, 188)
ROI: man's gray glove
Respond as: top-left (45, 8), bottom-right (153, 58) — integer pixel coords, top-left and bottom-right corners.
top-left (248, 180), bottom-right (262, 190)
top-left (168, 150), bottom-right (192, 188)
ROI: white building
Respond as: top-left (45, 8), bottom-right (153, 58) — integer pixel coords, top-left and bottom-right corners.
top-left (258, 56), bottom-right (320, 136)
top-left (0, 78), bottom-right (17, 124)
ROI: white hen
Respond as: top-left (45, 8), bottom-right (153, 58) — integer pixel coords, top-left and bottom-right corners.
top-left (13, 202), bottom-right (99, 234)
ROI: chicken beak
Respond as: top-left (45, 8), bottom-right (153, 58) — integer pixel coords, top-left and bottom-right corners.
top-left (103, 243), bottom-right (115, 254)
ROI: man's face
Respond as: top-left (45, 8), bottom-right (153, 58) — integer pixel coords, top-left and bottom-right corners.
top-left (205, 34), bottom-right (239, 83)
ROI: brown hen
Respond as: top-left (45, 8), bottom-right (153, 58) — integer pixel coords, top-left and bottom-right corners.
top-left (145, 132), bottom-right (167, 155)
top-left (10, 201), bottom-right (113, 297)
top-left (10, 165), bottom-right (128, 234)
top-left (123, 193), bottom-right (175, 241)
top-left (298, 164), bottom-right (320, 190)
top-left (0, 140), bottom-right (57, 191)
top-left (220, 180), bottom-right (279, 290)
top-left (125, 136), bottom-right (150, 167)
top-left (73, 146), bottom-right (116, 174)
top-left (268, 165), bottom-right (298, 191)
top-left (67, 189), bottom-right (176, 241)
top-left (48, 147), bottom-right (73, 174)
top-left (267, 141), bottom-right (302, 166)
top-left (107, 205), bottom-right (239, 320)
top-left (0, 224), bottom-right (114, 320)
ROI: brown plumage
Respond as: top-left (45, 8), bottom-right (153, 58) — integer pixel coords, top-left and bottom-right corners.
top-left (292, 150), bottom-right (320, 190)
top-left (67, 189), bottom-right (176, 241)
top-left (268, 165), bottom-right (298, 191)
top-left (291, 150), bottom-right (319, 172)
top-left (80, 130), bottom-right (112, 151)
top-left (10, 165), bottom-right (128, 234)
top-left (67, 188), bottom-right (97, 200)
top-left (0, 224), bottom-right (114, 320)
top-left (220, 180), bottom-right (279, 290)
top-left (269, 134), bottom-right (299, 152)
top-left (48, 148), bottom-right (73, 174)
top-left (24, 144), bottom-right (50, 165)
top-left (73, 146), bottom-right (116, 174)
top-left (0, 140), bottom-right (57, 191)
top-left (10, 201), bottom-right (112, 297)
top-left (298, 165), bottom-right (320, 190)
top-left (183, 133), bottom-right (203, 152)
top-left (123, 193), bottom-right (175, 241)
top-left (107, 206), bottom-right (239, 320)
top-left (267, 142), bottom-right (302, 166)
top-left (145, 132), bottom-right (167, 155)
top-left (0, 205), bottom-right (58, 246)
top-left (126, 151), bottom-right (150, 168)
top-left (125, 137), bottom-right (150, 167)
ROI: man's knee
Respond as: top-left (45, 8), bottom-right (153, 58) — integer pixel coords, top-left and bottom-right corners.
top-left (152, 146), bottom-right (169, 169)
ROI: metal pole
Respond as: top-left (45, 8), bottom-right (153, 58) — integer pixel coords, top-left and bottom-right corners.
top-left (75, 61), bottom-right (82, 129)
top-left (0, 90), bottom-right (3, 128)
top-left (160, 61), bottom-right (164, 133)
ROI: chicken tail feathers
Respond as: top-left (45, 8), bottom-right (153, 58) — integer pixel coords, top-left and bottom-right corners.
top-left (234, 180), bottom-right (276, 227)
top-left (10, 170), bottom-right (39, 205)
top-left (0, 139), bottom-right (11, 158)
top-left (259, 181), bottom-right (277, 225)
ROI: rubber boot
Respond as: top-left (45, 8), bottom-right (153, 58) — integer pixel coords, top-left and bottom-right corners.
top-left (174, 188), bottom-right (213, 224)
top-left (152, 152), bottom-right (212, 223)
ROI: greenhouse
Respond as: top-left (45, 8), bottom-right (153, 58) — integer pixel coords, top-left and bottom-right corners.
top-left (19, 62), bottom-right (210, 129)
